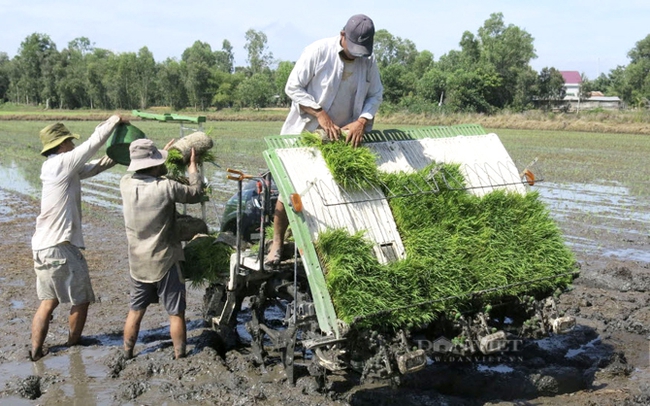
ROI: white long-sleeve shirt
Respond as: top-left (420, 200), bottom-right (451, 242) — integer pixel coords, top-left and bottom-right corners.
top-left (280, 35), bottom-right (383, 135)
top-left (32, 116), bottom-right (120, 251)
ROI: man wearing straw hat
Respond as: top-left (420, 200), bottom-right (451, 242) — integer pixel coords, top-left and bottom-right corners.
top-left (119, 139), bottom-right (203, 360)
top-left (30, 115), bottom-right (126, 361)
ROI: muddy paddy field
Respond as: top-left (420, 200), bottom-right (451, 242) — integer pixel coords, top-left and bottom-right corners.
top-left (0, 120), bottom-right (650, 405)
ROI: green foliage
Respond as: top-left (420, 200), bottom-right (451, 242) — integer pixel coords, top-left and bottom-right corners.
top-left (211, 70), bottom-right (244, 109)
top-left (165, 148), bottom-right (216, 179)
top-left (215, 39), bottom-right (235, 74)
top-left (2, 20), bottom-right (647, 113)
top-left (445, 65), bottom-right (501, 113)
top-left (11, 33), bottom-right (58, 106)
top-left (236, 72), bottom-right (275, 108)
top-left (274, 61), bottom-right (294, 106)
top-left (133, 47), bottom-right (157, 110)
top-left (416, 67), bottom-right (446, 104)
top-left (244, 29), bottom-right (274, 75)
top-left (536, 67), bottom-right (566, 110)
top-left (301, 132), bottom-right (379, 190)
top-left (591, 73), bottom-right (613, 95)
top-left (0, 52), bottom-right (10, 102)
top-left (182, 236), bottom-right (233, 287)
top-left (373, 29), bottom-right (419, 69)
top-left (379, 64), bottom-right (408, 104)
top-left (157, 58), bottom-right (188, 110)
top-left (316, 162), bottom-right (577, 330)
top-left (182, 41), bottom-right (217, 110)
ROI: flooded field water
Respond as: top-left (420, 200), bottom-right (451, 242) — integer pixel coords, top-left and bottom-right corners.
top-left (1, 157), bottom-right (647, 264)
top-left (1, 125), bottom-right (650, 405)
top-left (0, 158), bottom-right (245, 231)
top-left (537, 181), bottom-right (650, 263)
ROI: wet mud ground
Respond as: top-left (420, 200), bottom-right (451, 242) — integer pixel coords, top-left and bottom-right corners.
top-left (1, 179), bottom-right (650, 405)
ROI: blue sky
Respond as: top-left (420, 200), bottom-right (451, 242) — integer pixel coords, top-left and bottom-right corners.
top-left (1, 0), bottom-right (648, 80)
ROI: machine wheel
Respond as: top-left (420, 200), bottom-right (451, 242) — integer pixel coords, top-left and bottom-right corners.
top-left (203, 283), bottom-right (239, 349)
top-left (203, 283), bottom-right (226, 324)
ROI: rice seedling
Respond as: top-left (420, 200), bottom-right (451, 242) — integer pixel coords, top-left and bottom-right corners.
top-left (301, 132), bottom-right (379, 190)
top-left (182, 235), bottom-right (233, 288)
top-left (313, 151), bottom-right (577, 330)
top-left (166, 148), bottom-right (216, 179)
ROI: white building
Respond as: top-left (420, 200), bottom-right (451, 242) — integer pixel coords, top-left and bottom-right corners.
top-left (559, 70), bottom-right (622, 111)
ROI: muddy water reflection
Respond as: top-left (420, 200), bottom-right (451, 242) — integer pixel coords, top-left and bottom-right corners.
top-left (0, 161), bottom-right (238, 227)
top-left (38, 347), bottom-right (115, 405)
top-left (0, 162), bottom-right (38, 197)
top-left (10, 300), bottom-right (24, 309)
top-left (1, 154), bottom-right (647, 263)
top-left (0, 347), bottom-right (115, 405)
top-left (537, 182), bottom-right (650, 263)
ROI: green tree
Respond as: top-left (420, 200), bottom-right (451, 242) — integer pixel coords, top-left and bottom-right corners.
top-left (459, 31), bottom-right (480, 64)
top-left (381, 64), bottom-right (409, 104)
top-left (104, 52), bottom-right (139, 109)
top-left (436, 49), bottom-right (465, 73)
top-left (591, 73), bottom-right (612, 94)
top-left (274, 60), bottom-right (294, 106)
top-left (372, 29), bottom-right (424, 107)
top-left (607, 65), bottom-right (634, 104)
top-left (54, 47), bottom-right (85, 108)
top-left (50, 37), bottom-right (97, 109)
top-left (477, 12), bottom-right (537, 108)
top-left (0, 52), bottom-right (10, 102)
top-left (445, 64), bottom-right (501, 113)
top-left (628, 34), bottom-right (650, 64)
top-left (416, 66), bottom-right (447, 105)
top-left (411, 50), bottom-right (435, 78)
top-left (182, 41), bottom-right (217, 110)
top-left (373, 29), bottom-right (418, 68)
top-left (133, 46), bottom-right (157, 109)
top-left (13, 33), bottom-right (58, 105)
top-left (157, 58), bottom-right (187, 110)
top-left (86, 48), bottom-right (113, 109)
top-left (211, 70), bottom-right (244, 109)
top-left (244, 29), bottom-right (273, 75)
top-left (625, 34), bottom-right (650, 107)
top-left (236, 72), bottom-right (274, 108)
top-left (510, 66), bottom-right (538, 111)
top-left (215, 39), bottom-right (235, 73)
top-left (536, 67), bottom-right (565, 109)
top-left (68, 37), bottom-right (94, 55)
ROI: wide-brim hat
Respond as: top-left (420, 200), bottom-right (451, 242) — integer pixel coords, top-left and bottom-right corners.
top-left (39, 123), bottom-right (80, 155)
top-left (344, 14), bottom-right (375, 57)
top-left (126, 138), bottom-right (168, 172)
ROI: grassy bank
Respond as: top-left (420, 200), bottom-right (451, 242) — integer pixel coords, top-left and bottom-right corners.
top-left (379, 109), bottom-right (650, 135)
top-left (2, 104), bottom-right (650, 135)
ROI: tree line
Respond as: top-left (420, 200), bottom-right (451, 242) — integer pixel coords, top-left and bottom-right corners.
top-left (0, 13), bottom-right (648, 113)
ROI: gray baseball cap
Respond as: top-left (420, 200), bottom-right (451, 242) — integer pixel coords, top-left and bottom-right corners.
top-left (343, 14), bottom-right (375, 57)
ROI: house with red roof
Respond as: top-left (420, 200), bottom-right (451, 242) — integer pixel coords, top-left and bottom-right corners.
top-left (560, 71), bottom-right (582, 99)
top-left (558, 70), bottom-right (622, 111)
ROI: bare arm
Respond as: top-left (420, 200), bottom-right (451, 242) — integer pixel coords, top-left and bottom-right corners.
top-left (342, 117), bottom-right (369, 148)
top-left (187, 147), bottom-right (197, 175)
top-left (300, 105), bottom-right (340, 141)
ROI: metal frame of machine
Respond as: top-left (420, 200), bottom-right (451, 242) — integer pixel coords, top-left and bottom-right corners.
top-left (205, 124), bottom-right (576, 384)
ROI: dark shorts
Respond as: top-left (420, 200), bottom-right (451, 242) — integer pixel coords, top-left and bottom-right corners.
top-left (129, 263), bottom-right (186, 315)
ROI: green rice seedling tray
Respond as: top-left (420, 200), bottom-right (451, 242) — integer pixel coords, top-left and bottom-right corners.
top-left (263, 124), bottom-right (575, 335)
